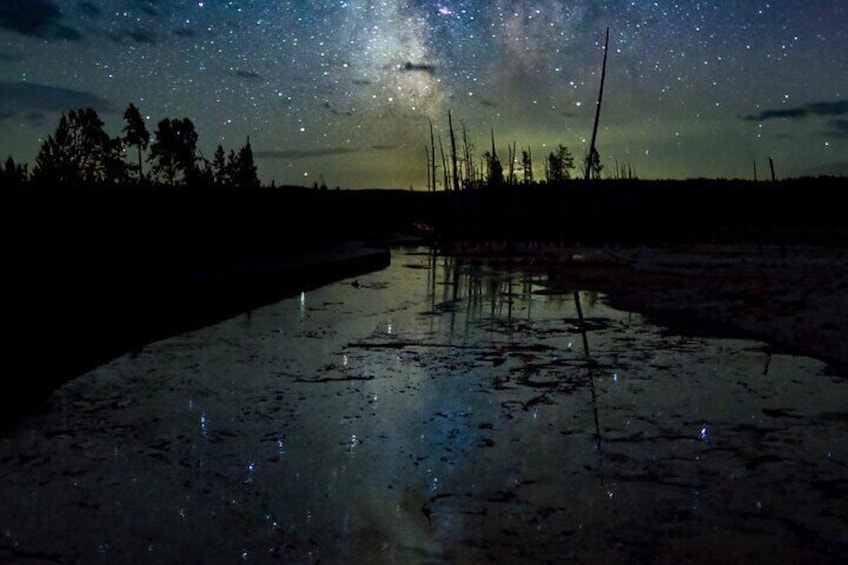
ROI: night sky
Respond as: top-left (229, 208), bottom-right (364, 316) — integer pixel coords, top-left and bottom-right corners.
top-left (0, 1), bottom-right (845, 188)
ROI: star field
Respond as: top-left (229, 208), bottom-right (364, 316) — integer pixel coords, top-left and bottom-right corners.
top-left (0, 1), bottom-right (845, 188)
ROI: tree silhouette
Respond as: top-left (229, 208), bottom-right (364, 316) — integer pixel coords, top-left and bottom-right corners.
top-left (2, 156), bottom-right (28, 188)
top-left (484, 129), bottom-right (503, 188)
top-left (122, 103), bottom-right (150, 182)
top-left (585, 147), bottom-right (603, 180)
top-left (482, 151), bottom-right (503, 188)
top-left (547, 144), bottom-right (575, 183)
top-left (206, 139), bottom-right (259, 188)
top-left (33, 108), bottom-right (123, 186)
top-left (148, 117), bottom-right (199, 185)
top-left (521, 148), bottom-right (533, 184)
top-left (211, 144), bottom-right (229, 186)
top-left (231, 137), bottom-right (260, 189)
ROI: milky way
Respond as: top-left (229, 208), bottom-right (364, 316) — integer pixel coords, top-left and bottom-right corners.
top-left (0, 1), bottom-right (845, 187)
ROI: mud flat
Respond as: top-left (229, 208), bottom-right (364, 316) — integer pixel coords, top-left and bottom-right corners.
top-left (542, 243), bottom-right (848, 375)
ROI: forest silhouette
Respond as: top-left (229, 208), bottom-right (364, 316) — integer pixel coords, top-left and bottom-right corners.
top-left (3, 103), bottom-right (260, 189)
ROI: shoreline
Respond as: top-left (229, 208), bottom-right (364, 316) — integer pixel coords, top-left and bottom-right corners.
top-left (3, 243), bottom-right (391, 432)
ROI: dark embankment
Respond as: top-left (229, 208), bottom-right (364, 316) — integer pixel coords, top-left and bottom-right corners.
top-left (429, 177), bottom-right (848, 246)
top-left (3, 186), bottom-right (427, 431)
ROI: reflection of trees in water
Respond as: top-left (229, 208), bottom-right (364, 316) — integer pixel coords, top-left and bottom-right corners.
top-left (425, 248), bottom-right (572, 340)
top-left (422, 249), bottom-right (599, 345)
top-left (423, 248), bottom-right (606, 472)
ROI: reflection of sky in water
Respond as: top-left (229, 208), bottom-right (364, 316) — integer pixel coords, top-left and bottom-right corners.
top-left (0, 248), bottom-right (846, 563)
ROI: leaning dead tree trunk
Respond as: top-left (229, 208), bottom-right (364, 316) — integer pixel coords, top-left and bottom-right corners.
top-left (585, 27), bottom-right (610, 181)
top-left (429, 119), bottom-right (437, 192)
top-left (448, 111), bottom-right (461, 192)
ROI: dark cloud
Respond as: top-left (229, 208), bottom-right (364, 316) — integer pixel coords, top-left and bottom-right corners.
top-left (107, 29), bottom-right (157, 44)
top-left (234, 70), bottom-right (263, 80)
top-left (352, 79), bottom-right (372, 86)
top-left (747, 108), bottom-right (809, 120)
top-left (370, 145), bottom-right (397, 151)
top-left (808, 101), bottom-right (848, 117)
top-left (479, 100), bottom-right (499, 108)
top-left (746, 100), bottom-right (848, 121)
top-left (173, 28), bottom-right (196, 38)
top-left (0, 81), bottom-right (115, 120)
top-left (400, 61), bottom-right (436, 74)
top-left (126, 29), bottom-right (156, 44)
top-left (0, 0), bottom-right (83, 41)
top-left (322, 101), bottom-right (353, 117)
top-left (255, 148), bottom-right (358, 160)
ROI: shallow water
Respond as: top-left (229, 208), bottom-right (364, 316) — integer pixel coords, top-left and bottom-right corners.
top-left (1, 247), bottom-right (846, 564)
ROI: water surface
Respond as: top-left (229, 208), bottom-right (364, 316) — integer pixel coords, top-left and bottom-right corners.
top-left (1, 247), bottom-right (846, 563)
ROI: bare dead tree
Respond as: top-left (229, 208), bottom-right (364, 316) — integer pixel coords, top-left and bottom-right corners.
top-left (585, 27), bottom-right (610, 181)
top-left (448, 111), bottom-right (461, 191)
top-left (488, 128), bottom-right (504, 187)
top-left (507, 141), bottom-right (517, 185)
top-left (461, 121), bottom-right (474, 189)
top-left (425, 146), bottom-right (431, 191)
top-left (439, 135), bottom-right (450, 191)
top-left (429, 119), bottom-right (437, 192)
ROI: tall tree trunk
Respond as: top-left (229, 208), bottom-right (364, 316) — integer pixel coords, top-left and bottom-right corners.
top-left (429, 119), bottom-right (437, 192)
top-left (585, 27), bottom-right (610, 181)
top-left (425, 147), bottom-right (431, 192)
top-left (461, 121), bottom-right (473, 189)
top-left (439, 136), bottom-right (450, 192)
top-left (508, 141), bottom-right (517, 185)
top-left (448, 111), bottom-right (460, 192)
